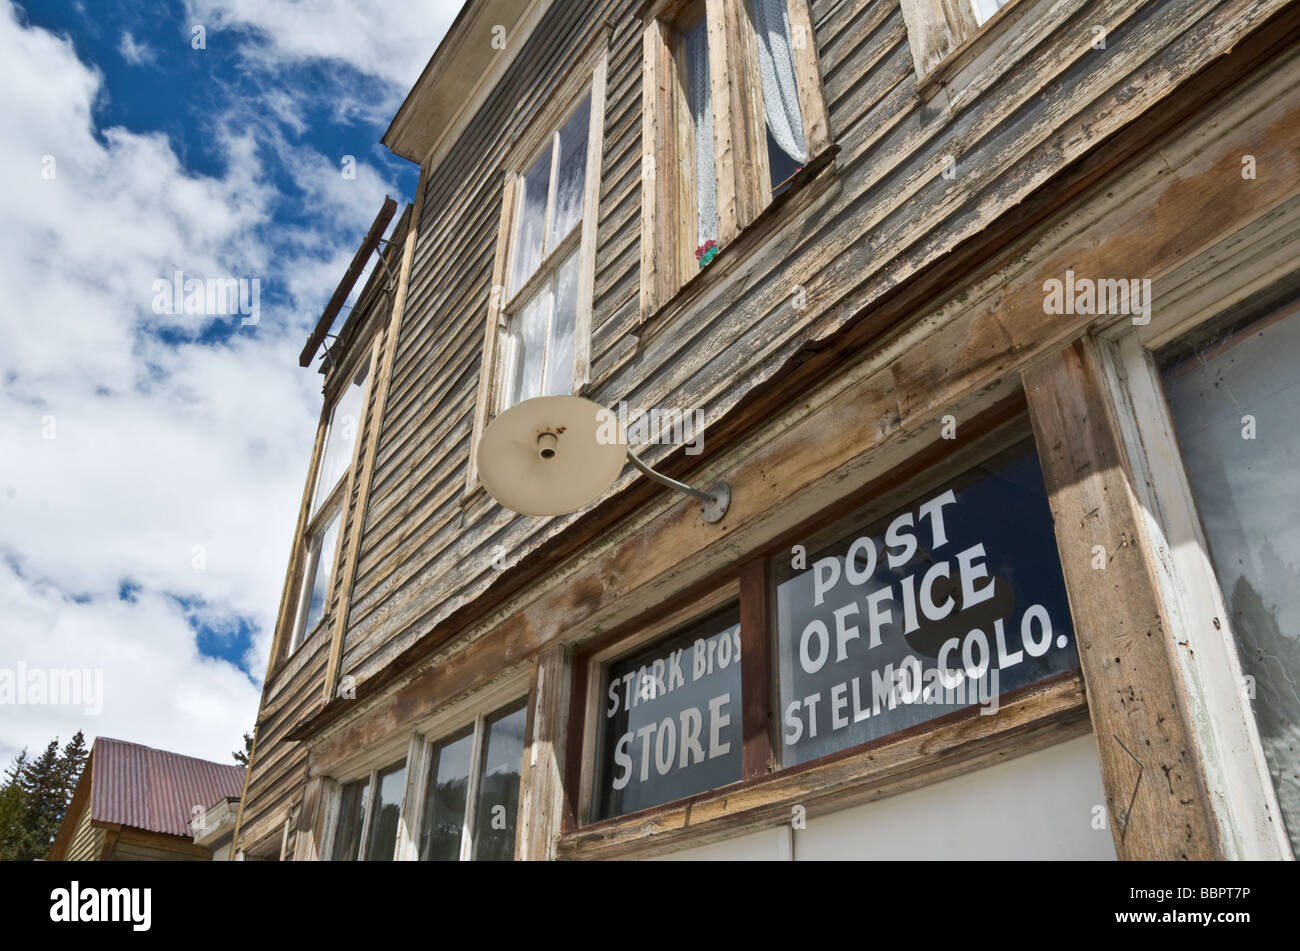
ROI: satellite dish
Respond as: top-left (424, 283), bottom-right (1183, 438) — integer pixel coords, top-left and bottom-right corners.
top-left (477, 395), bottom-right (627, 517)
top-left (478, 395), bottom-right (731, 522)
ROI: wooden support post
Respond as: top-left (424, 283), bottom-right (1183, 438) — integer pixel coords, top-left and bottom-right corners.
top-left (99, 823), bottom-right (122, 861)
top-left (1023, 336), bottom-right (1220, 860)
top-left (291, 776), bottom-right (327, 862)
top-left (739, 559), bottom-right (775, 780)
top-left (517, 644), bottom-right (573, 860)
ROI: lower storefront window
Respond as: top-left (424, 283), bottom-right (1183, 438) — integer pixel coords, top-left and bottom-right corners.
top-left (1161, 297), bottom-right (1300, 853)
top-left (774, 436), bottom-right (1080, 767)
top-left (329, 758), bottom-right (405, 861)
top-left (416, 700), bottom-right (527, 861)
top-left (591, 606), bottom-right (743, 820)
top-left (330, 778), bottom-right (368, 861)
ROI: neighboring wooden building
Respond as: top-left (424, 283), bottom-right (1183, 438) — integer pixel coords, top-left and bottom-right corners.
top-left (50, 738), bottom-right (246, 861)
top-left (234, 0), bottom-right (1300, 860)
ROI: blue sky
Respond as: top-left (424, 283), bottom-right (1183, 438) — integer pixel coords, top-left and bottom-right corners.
top-left (0, 0), bottom-right (457, 765)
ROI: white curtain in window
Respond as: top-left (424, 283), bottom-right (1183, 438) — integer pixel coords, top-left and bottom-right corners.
top-left (752, 0), bottom-right (808, 165)
top-left (685, 20), bottom-right (717, 246)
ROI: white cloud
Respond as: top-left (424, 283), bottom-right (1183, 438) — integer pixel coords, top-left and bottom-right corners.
top-left (0, 0), bottom-right (415, 766)
top-left (185, 0), bottom-right (460, 95)
top-left (117, 29), bottom-right (155, 66)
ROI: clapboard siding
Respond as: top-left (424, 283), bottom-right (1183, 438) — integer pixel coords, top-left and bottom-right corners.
top-left (111, 840), bottom-right (209, 861)
top-left (237, 629), bottom-right (330, 848)
top-left (66, 800), bottom-right (102, 861)
top-left (323, 0), bottom-right (1285, 690)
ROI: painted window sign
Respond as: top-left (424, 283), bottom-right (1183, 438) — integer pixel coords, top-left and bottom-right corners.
top-left (774, 438), bottom-right (1080, 767)
top-left (593, 607), bottom-right (743, 820)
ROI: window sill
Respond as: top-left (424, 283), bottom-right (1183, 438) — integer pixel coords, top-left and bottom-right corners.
top-left (634, 145), bottom-right (841, 351)
top-left (558, 670), bottom-right (1084, 860)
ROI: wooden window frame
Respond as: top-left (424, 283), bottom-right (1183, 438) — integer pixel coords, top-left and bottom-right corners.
top-left (286, 493), bottom-right (345, 656)
top-left (402, 698), bottom-right (529, 861)
top-left (639, 0), bottom-right (831, 320)
top-left (322, 756), bottom-right (407, 862)
top-left (574, 579), bottom-right (744, 826)
top-left (560, 401), bottom-right (1090, 859)
top-left (318, 674), bottom-right (531, 861)
top-left (1086, 271), bottom-right (1300, 860)
top-left (273, 339), bottom-right (381, 666)
top-left (465, 43), bottom-right (609, 497)
top-left (899, 0), bottom-right (1037, 98)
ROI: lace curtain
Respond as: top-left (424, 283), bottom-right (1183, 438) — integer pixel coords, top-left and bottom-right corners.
top-left (752, 0), bottom-right (808, 165)
top-left (684, 20), bottom-right (717, 246)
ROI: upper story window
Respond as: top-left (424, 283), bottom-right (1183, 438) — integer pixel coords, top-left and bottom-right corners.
top-left (640, 0), bottom-right (830, 317)
top-left (289, 505), bottom-right (342, 654)
top-left (751, 0), bottom-right (811, 195)
top-left (501, 95), bottom-right (591, 408)
top-left (286, 355), bottom-right (371, 657)
top-left (681, 9), bottom-right (717, 254)
top-left (312, 360), bottom-right (368, 517)
top-left (972, 0), bottom-right (1010, 25)
top-left (899, 0), bottom-right (1025, 90)
top-left (467, 46), bottom-right (609, 494)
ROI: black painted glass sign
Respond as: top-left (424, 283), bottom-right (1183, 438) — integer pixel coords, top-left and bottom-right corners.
top-left (593, 607), bottom-right (743, 820)
top-left (774, 439), bottom-right (1079, 767)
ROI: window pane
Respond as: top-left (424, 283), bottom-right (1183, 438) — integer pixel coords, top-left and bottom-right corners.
top-left (312, 360), bottom-right (368, 517)
top-left (683, 16), bottom-right (717, 249)
top-left (509, 148), bottom-right (552, 297)
top-left (504, 284), bottom-right (550, 409)
top-left (973, 0), bottom-right (1010, 25)
top-left (774, 439), bottom-right (1079, 768)
top-left (364, 759), bottom-right (406, 861)
top-left (471, 704), bottom-right (527, 861)
top-left (418, 728), bottom-right (474, 861)
top-left (593, 607), bottom-right (743, 820)
top-left (301, 506), bottom-right (342, 640)
top-left (331, 778), bottom-right (368, 861)
top-left (543, 251), bottom-right (580, 397)
top-left (547, 96), bottom-right (591, 253)
top-left (1161, 302), bottom-right (1300, 854)
top-left (767, 126), bottom-right (802, 195)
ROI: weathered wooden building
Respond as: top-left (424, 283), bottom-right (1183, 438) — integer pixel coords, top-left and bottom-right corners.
top-left (232, 0), bottom-right (1300, 860)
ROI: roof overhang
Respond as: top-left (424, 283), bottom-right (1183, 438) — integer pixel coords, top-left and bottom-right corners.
top-left (382, 0), bottom-right (554, 166)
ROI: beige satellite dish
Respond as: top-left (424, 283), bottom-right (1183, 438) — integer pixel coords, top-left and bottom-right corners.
top-left (477, 395), bottom-right (730, 522)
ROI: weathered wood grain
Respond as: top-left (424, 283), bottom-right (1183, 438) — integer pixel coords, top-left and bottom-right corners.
top-left (1023, 337), bottom-right (1219, 860)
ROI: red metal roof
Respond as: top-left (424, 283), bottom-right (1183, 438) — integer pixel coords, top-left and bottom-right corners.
top-left (89, 737), bottom-right (246, 838)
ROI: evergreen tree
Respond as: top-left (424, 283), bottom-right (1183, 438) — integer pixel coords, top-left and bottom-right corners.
top-left (233, 730), bottom-right (254, 767)
top-left (0, 733), bottom-right (91, 861)
top-left (18, 740), bottom-right (64, 859)
top-left (57, 732), bottom-right (89, 811)
top-left (0, 750), bottom-right (30, 861)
